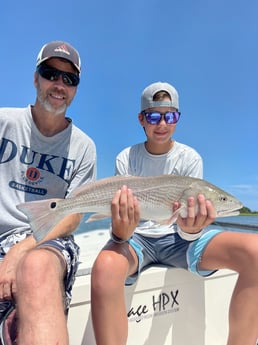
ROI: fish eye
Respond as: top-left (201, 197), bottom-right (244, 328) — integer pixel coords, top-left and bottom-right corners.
top-left (219, 196), bottom-right (227, 202)
top-left (50, 202), bottom-right (57, 209)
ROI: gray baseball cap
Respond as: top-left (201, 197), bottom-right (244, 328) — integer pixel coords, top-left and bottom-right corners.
top-left (36, 41), bottom-right (81, 74)
top-left (141, 82), bottom-right (179, 111)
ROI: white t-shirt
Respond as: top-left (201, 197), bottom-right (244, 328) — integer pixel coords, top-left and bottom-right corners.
top-left (0, 105), bottom-right (96, 237)
top-left (115, 141), bottom-right (203, 237)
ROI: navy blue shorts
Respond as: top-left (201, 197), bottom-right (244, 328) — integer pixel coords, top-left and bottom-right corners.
top-left (126, 229), bottom-right (223, 285)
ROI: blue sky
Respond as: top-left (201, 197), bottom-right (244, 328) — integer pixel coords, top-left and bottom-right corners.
top-left (1, 0), bottom-right (257, 211)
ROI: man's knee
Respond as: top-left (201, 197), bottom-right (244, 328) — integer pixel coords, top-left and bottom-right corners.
top-left (16, 248), bottom-right (63, 289)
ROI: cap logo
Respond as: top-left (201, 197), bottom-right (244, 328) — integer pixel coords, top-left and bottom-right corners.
top-left (54, 44), bottom-right (71, 56)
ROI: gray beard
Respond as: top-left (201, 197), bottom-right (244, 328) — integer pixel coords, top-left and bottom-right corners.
top-left (37, 94), bottom-right (67, 116)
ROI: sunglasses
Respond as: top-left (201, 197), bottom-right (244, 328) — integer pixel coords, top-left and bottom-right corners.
top-left (142, 111), bottom-right (181, 125)
top-left (37, 65), bottom-right (80, 87)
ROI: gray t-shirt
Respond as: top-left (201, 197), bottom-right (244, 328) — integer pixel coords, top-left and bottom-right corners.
top-left (0, 105), bottom-right (96, 237)
top-left (115, 142), bottom-right (203, 237)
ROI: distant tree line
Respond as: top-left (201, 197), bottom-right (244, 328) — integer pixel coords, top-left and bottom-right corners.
top-left (240, 206), bottom-right (258, 214)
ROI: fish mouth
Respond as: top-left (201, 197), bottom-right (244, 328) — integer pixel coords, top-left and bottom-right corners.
top-left (217, 210), bottom-right (240, 217)
top-left (216, 204), bottom-right (243, 217)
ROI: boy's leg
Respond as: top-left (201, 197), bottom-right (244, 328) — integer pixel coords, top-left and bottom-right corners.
top-left (199, 231), bottom-right (258, 345)
top-left (91, 241), bottom-right (138, 345)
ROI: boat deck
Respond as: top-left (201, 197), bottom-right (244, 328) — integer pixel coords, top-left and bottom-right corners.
top-left (68, 229), bottom-right (238, 345)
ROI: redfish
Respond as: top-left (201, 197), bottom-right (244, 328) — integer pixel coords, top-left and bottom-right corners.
top-left (16, 174), bottom-right (243, 242)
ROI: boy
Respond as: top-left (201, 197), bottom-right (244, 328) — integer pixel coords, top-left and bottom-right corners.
top-left (91, 82), bottom-right (258, 345)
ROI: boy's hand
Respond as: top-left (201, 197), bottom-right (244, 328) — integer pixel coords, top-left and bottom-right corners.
top-left (111, 185), bottom-right (140, 241)
top-left (173, 193), bottom-right (216, 234)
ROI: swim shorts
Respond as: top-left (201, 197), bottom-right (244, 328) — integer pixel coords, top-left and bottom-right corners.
top-left (126, 229), bottom-right (223, 285)
top-left (0, 231), bottom-right (80, 313)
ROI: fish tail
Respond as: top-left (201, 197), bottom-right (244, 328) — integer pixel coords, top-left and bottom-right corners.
top-left (16, 199), bottom-right (64, 242)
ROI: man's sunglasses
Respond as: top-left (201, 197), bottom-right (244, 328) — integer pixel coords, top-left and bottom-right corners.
top-left (37, 65), bottom-right (80, 87)
top-left (142, 111), bottom-right (181, 125)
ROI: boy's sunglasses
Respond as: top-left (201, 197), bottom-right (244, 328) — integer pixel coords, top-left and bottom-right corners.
top-left (37, 65), bottom-right (80, 87)
top-left (142, 111), bottom-right (181, 125)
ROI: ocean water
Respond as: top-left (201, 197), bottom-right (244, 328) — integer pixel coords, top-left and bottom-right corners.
top-left (215, 215), bottom-right (258, 226)
top-left (75, 214), bottom-right (258, 235)
top-left (75, 213), bottom-right (111, 235)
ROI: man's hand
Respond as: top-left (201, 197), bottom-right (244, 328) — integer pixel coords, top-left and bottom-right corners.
top-left (0, 236), bottom-right (37, 300)
top-left (173, 193), bottom-right (216, 234)
top-left (111, 185), bottom-right (140, 241)
top-left (0, 245), bottom-right (22, 300)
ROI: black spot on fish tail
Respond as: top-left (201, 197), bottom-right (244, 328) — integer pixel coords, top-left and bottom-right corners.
top-left (50, 202), bottom-right (57, 209)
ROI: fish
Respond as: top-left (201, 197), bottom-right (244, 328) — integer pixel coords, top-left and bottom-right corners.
top-left (16, 174), bottom-right (243, 242)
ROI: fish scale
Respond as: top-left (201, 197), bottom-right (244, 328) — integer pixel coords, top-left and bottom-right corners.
top-left (16, 174), bottom-right (243, 242)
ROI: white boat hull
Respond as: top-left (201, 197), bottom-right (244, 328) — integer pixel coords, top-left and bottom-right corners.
top-left (68, 229), bottom-right (238, 345)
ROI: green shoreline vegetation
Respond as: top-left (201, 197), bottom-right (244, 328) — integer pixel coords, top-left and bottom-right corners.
top-left (240, 207), bottom-right (258, 216)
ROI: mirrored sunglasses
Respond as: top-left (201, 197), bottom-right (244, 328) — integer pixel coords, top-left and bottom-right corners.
top-left (142, 111), bottom-right (181, 125)
top-left (37, 65), bottom-right (80, 87)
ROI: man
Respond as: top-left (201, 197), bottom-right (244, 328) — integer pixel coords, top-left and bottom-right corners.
top-left (0, 41), bottom-right (96, 345)
top-left (91, 82), bottom-right (258, 345)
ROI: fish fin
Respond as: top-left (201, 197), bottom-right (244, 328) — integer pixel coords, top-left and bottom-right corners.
top-left (85, 213), bottom-right (110, 223)
top-left (168, 208), bottom-right (181, 224)
top-left (16, 199), bottom-right (64, 242)
top-left (166, 205), bottom-right (188, 225)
